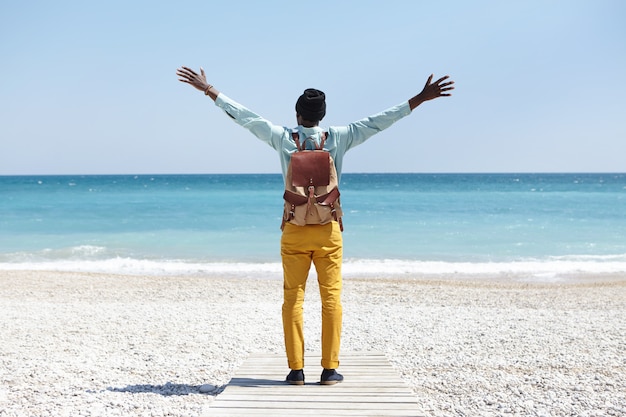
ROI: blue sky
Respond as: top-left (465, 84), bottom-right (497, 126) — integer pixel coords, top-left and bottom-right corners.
top-left (1, 0), bottom-right (624, 175)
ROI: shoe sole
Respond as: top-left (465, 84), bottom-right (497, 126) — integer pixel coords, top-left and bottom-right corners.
top-left (287, 380), bottom-right (305, 386)
top-left (319, 380), bottom-right (342, 385)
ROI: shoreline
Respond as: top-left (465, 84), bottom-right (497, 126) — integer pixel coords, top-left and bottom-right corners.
top-left (2, 263), bottom-right (626, 285)
top-left (1, 270), bottom-right (624, 416)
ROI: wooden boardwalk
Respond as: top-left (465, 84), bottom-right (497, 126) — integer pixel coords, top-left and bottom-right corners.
top-left (202, 352), bottom-right (424, 417)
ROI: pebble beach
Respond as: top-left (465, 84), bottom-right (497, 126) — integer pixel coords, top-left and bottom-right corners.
top-left (1, 271), bottom-right (624, 417)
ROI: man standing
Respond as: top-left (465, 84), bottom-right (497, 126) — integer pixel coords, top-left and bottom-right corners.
top-left (176, 67), bottom-right (454, 385)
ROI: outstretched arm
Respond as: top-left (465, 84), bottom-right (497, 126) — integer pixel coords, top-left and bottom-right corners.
top-left (408, 74), bottom-right (455, 111)
top-left (176, 66), bottom-right (220, 101)
top-left (176, 65), bottom-right (287, 151)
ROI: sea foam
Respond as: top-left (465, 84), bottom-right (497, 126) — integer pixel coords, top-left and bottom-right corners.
top-left (1, 255), bottom-right (625, 282)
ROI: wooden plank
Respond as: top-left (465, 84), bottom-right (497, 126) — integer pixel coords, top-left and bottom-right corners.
top-left (209, 408), bottom-right (426, 417)
top-left (202, 352), bottom-right (425, 417)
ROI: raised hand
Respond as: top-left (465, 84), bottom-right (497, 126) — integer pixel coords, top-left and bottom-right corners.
top-left (409, 74), bottom-right (455, 110)
top-left (176, 66), bottom-right (211, 93)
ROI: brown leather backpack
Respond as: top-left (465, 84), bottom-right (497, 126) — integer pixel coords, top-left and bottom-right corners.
top-left (282, 132), bottom-right (343, 231)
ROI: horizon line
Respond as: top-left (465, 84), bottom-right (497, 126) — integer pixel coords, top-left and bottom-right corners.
top-left (1, 171), bottom-right (625, 178)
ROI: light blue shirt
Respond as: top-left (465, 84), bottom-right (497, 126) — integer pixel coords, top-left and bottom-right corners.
top-left (214, 93), bottom-right (412, 182)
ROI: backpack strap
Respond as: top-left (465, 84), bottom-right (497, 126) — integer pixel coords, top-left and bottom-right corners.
top-left (291, 131), bottom-right (328, 151)
top-left (291, 132), bottom-right (302, 151)
top-left (318, 132), bottom-right (327, 150)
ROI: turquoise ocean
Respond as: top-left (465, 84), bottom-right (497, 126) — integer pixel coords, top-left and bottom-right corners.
top-left (1, 173), bottom-right (625, 282)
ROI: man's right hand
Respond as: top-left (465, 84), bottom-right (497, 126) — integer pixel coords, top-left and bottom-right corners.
top-left (176, 66), bottom-right (218, 100)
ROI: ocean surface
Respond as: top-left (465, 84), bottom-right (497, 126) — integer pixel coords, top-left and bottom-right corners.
top-left (1, 173), bottom-right (625, 281)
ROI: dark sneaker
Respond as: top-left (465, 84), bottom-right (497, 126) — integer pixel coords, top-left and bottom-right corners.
top-left (320, 368), bottom-right (343, 385)
top-left (286, 369), bottom-right (305, 385)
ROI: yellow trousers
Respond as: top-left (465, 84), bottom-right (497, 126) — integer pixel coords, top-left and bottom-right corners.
top-left (280, 221), bottom-right (343, 370)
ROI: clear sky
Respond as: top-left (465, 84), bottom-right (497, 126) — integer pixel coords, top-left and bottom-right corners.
top-left (1, 0), bottom-right (624, 175)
